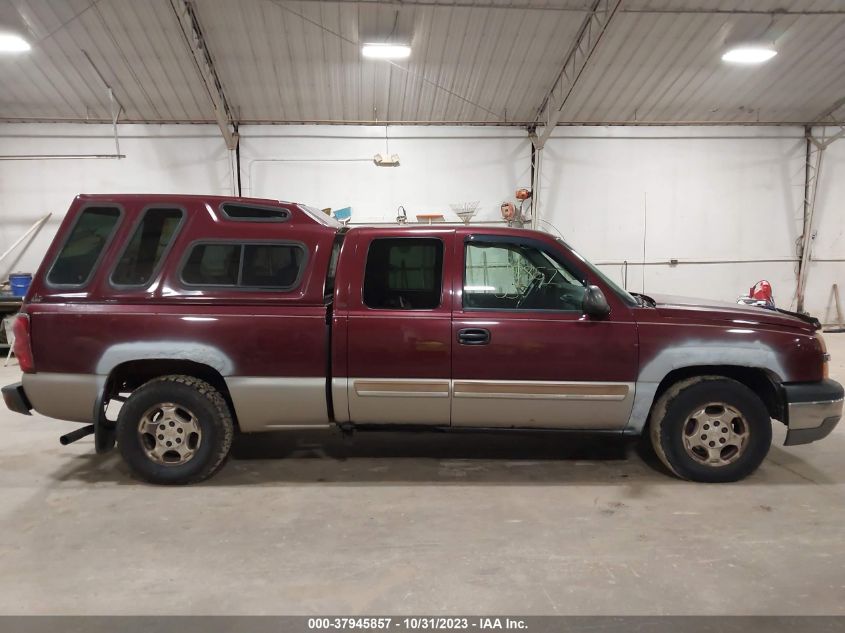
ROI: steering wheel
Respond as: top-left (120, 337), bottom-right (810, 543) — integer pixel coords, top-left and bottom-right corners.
top-left (515, 276), bottom-right (543, 309)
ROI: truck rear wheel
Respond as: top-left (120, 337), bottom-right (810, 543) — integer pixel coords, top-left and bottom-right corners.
top-left (116, 375), bottom-right (234, 485)
top-left (649, 376), bottom-right (772, 483)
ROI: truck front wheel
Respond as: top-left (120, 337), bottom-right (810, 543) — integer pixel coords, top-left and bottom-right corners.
top-left (649, 376), bottom-right (772, 483)
top-left (116, 375), bottom-right (234, 485)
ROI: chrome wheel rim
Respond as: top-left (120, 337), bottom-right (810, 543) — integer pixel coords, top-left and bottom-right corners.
top-left (682, 402), bottom-right (749, 467)
top-left (137, 403), bottom-right (202, 465)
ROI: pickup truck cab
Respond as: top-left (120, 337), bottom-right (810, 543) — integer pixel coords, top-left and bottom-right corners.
top-left (3, 194), bottom-right (842, 484)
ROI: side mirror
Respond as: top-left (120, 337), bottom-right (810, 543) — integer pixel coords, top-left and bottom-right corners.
top-left (582, 285), bottom-right (610, 318)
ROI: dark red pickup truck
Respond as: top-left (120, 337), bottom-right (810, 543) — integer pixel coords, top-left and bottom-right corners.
top-left (3, 194), bottom-right (842, 484)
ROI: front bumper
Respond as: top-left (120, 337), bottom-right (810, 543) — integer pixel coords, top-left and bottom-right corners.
top-left (2, 382), bottom-right (32, 416)
top-left (783, 379), bottom-right (843, 446)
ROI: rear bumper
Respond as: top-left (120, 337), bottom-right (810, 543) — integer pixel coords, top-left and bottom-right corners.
top-left (4, 374), bottom-right (102, 423)
top-left (2, 382), bottom-right (32, 416)
top-left (783, 379), bottom-right (843, 446)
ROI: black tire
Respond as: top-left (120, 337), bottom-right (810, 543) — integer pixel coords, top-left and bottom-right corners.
top-left (649, 376), bottom-right (772, 483)
top-left (117, 375), bottom-right (234, 485)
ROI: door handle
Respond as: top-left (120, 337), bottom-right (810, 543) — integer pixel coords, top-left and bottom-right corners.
top-left (458, 328), bottom-right (491, 345)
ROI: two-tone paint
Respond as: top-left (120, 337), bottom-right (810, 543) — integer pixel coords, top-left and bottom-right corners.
top-left (22, 195), bottom-right (333, 431)
top-left (6, 194), bottom-right (839, 448)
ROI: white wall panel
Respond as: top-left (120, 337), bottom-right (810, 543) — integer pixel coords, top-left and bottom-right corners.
top-left (0, 122), bottom-right (841, 322)
top-left (0, 124), bottom-right (232, 276)
top-left (538, 127), bottom-right (810, 311)
top-left (239, 126), bottom-right (531, 224)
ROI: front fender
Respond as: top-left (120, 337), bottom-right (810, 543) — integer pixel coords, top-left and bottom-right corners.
top-left (625, 337), bottom-right (789, 433)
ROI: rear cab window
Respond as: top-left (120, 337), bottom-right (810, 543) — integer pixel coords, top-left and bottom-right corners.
top-left (363, 238), bottom-right (444, 310)
top-left (47, 206), bottom-right (122, 286)
top-left (180, 242), bottom-right (306, 290)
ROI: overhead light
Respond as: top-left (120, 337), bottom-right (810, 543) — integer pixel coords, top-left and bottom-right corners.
top-left (0, 33), bottom-right (31, 53)
top-left (722, 45), bottom-right (777, 64)
top-left (362, 43), bottom-right (411, 60)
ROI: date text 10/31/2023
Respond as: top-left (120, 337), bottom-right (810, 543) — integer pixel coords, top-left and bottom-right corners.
top-left (307, 617), bottom-right (528, 630)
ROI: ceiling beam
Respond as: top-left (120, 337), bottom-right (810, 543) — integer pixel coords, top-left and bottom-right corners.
top-left (169, 0), bottom-right (238, 150)
top-left (806, 97), bottom-right (845, 151)
top-left (531, 0), bottom-right (622, 149)
top-left (3, 117), bottom-right (835, 127)
top-left (812, 96), bottom-right (845, 125)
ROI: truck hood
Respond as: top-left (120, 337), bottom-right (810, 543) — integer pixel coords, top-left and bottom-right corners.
top-left (644, 293), bottom-right (820, 332)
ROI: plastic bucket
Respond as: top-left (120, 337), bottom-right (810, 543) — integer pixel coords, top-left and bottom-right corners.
top-left (9, 273), bottom-right (32, 298)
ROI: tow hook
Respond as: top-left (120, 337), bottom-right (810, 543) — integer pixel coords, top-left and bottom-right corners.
top-left (59, 424), bottom-right (95, 446)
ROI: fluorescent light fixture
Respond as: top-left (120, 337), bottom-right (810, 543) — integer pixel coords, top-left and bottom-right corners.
top-left (362, 43), bottom-right (411, 60)
top-left (722, 45), bottom-right (777, 64)
top-left (0, 33), bottom-right (31, 53)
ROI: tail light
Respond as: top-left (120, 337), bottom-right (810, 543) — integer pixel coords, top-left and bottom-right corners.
top-left (12, 314), bottom-right (34, 373)
top-left (816, 332), bottom-right (829, 379)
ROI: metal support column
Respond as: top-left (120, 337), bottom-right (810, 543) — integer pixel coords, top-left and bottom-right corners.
top-left (529, 131), bottom-right (541, 230)
top-left (797, 127), bottom-right (824, 313)
top-left (796, 97), bottom-right (845, 312)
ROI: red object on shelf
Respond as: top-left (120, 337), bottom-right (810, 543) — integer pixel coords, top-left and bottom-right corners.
top-left (750, 280), bottom-right (773, 303)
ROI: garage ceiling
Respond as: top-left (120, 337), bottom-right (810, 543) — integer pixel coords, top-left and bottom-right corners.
top-left (1, 0), bottom-right (844, 126)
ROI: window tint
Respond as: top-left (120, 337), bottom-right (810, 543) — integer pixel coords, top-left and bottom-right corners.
top-left (182, 244), bottom-right (241, 286)
top-left (111, 208), bottom-right (183, 286)
top-left (221, 204), bottom-right (289, 222)
top-left (181, 242), bottom-right (306, 289)
top-left (363, 238), bottom-right (443, 310)
top-left (241, 244), bottom-right (304, 288)
top-left (464, 242), bottom-right (585, 311)
top-left (48, 206), bottom-right (121, 286)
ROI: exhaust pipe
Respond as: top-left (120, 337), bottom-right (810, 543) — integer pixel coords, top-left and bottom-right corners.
top-left (60, 424), bottom-right (95, 446)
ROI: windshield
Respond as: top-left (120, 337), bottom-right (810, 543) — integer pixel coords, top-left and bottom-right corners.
top-left (558, 239), bottom-right (639, 307)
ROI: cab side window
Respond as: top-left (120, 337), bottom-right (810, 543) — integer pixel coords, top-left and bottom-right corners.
top-left (48, 206), bottom-right (121, 286)
top-left (363, 238), bottom-right (444, 310)
top-left (464, 242), bottom-right (586, 311)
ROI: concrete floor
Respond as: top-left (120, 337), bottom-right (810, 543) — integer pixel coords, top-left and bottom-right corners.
top-left (1, 336), bottom-right (844, 615)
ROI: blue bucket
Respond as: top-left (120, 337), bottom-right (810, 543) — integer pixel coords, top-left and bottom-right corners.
top-left (9, 273), bottom-right (32, 298)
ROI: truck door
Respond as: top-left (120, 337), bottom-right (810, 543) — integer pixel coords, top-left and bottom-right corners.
top-left (343, 229), bottom-right (454, 425)
top-left (451, 233), bottom-right (638, 429)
